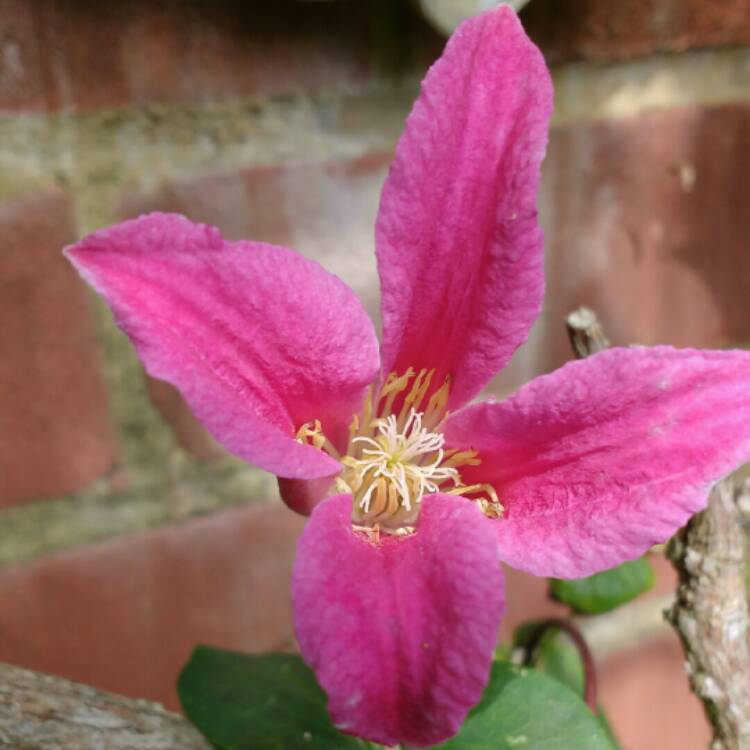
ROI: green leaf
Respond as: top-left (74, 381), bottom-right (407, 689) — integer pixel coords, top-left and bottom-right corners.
top-left (512, 624), bottom-right (621, 749)
top-left (433, 661), bottom-right (615, 750)
top-left (512, 623), bottom-right (584, 696)
top-left (550, 557), bottom-right (655, 614)
top-left (177, 646), bottom-right (367, 750)
top-left (597, 709), bottom-right (622, 750)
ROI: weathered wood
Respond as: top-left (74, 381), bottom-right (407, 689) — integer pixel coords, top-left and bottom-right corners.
top-left (0, 661), bottom-right (211, 750)
top-left (667, 477), bottom-right (750, 750)
top-left (565, 306), bottom-right (610, 359)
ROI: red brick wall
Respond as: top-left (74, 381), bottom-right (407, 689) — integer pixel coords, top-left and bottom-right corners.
top-left (523, 0), bottom-right (750, 63)
top-left (0, 0), bottom-right (439, 111)
top-left (0, 190), bottom-right (116, 505)
top-left (2, 1), bottom-right (749, 748)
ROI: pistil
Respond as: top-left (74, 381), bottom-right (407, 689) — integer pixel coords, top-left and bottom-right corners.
top-left (345, 408), bottom-right (461, 522)
top-left (296, 368), bottom-right (504, 536)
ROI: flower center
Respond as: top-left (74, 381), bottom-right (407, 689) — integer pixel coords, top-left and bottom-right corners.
top-left (344, 408), bottom-right (460, 527)
top-left (296, 368), bottom-right (503, 537)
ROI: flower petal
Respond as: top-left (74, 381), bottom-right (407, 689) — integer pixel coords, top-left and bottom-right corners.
top-left (277, 476), bottom-right (335, 516)
top-left (376, 7), bottom-right (552, 408)
top-left (443, 347), bottom-right (750, 578)
top-left (292, 493), bottom-right (504, 747)
top-left (65, 213), bottom-right (380, 480)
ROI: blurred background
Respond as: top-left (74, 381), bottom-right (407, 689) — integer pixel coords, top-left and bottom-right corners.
top-left (1, 1), bottom-right (749, 747)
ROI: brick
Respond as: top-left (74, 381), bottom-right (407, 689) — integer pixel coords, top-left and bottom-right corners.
top-left (501, 553), bottom-right (677, 641)
top-left (599, 635), bottom-right (710, 749)
top-left (522, 0), bottom-right (750, 64)
top-left (122, 153), bottom-right (391, 455)
top-left (0, 0), bottom-right (441, 113)
top-left (121, 101), bottom-right (750, 415)
top-left (0, 502), bottom-right (306, 710)
top-left (145, 378), bottom-right (224, 461)
top-left (500, 566), bottom-right (567, 639)
top-left (499, 103), bottom-right (750, 394)
top-left (124, 101), bottom-right (750, 411)
top-left (0, 189), bottom-right (117, 506)
top-left (0, 491), bottom-right (697, 744)
top-left (0, 1), bottom-right (49, 111)
top-left (126, 152), bottom-right (391, 312)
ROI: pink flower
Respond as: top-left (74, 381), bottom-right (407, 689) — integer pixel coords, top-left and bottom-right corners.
top-left (65, 6), bottom-right (750, 748)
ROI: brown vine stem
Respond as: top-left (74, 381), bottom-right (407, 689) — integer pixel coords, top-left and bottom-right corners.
top-left (565, 306), bottom-right (750, 750)
top-left (522, 618), bottom-right (599, 712)
top-left (666, 477), bottom-right (750, 750)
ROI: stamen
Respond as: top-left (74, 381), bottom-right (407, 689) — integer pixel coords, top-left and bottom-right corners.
top-left (441, 448), bottom-right (482, 469)
top-left (396, 369), bottom-right (434, 428)
top-left (378, 368), bottom-right (415, 422)
top-left (298, 369), bottom-right (502, 536)
top-left (372, 368), bottom-right (449, 429)
top-left (422, 376), bottom-right (451, 430)
top-left (346, 406), bottom-right (462, 527)
top-left (475, 498), bottom-right (505, 519)
top-left (334, 476), bottom-right (352, 494)
top-left (445, 483), bottom-right (505, 518)
top-left (295, 420), bottom-right (341, 461)
top-left (352, 522), bottom-right (381, 543)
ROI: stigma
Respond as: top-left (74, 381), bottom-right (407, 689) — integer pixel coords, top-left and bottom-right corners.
top-left (296, 368), bottom-right (502, 537)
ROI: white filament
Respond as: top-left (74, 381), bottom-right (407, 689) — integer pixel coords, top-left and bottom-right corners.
top-left (349, 409), bottom-right (460, 512)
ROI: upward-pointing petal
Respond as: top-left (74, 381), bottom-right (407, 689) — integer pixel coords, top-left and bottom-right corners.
top-left (66, 213), bottom-right (380, 480)
top-left (376, 7), bottom-right (552, 409)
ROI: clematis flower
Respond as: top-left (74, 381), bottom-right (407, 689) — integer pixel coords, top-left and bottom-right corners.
top-left (65, 6), bottom-right (750, 748)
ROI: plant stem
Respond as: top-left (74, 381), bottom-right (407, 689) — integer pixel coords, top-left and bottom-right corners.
top-left (666, 476), bottom-right (750, 749)
top-left (522, 618), bottom-right (599, 712)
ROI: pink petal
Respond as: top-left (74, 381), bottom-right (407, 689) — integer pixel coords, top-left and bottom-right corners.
top-left (376, 7), bottom-right (552, 409)
top-left (292, 493), bottom-right (504, 747)
top-left (443, 347), bottom-right (750, 578)
top-left (277, 476), bottom-right (335, 516)
top-left (65, 213), bottom-right (379, 480)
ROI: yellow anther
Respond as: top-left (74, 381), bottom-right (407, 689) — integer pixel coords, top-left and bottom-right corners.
top-left (378, 368), bottom-right (415, 415)
top-left (295, 420), bottom-right (341, 460)
top-left (348, 413), bottom-right (360, 443)
top-left (422, 375), bottom-right (451, 430)
top-left (352, 522), bottom-right (382, 543)
top-left (445, 483), bottom-right (504, 517)
top-left (475, 497), bottom-right (505, 519)
top-left (441, 448), bottom-right (481, 469)
top-left (334, 476), bottom-right (353, 494)
top-left (397, 369), bottom-right (434, 428)
top-left (297, 369), bottom-right (502, 536)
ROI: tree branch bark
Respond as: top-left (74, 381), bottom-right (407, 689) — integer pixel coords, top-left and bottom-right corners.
top-left (0, 661), bottom-right (211, 750)
top-left (666, 477), bottom-right (750, 750)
